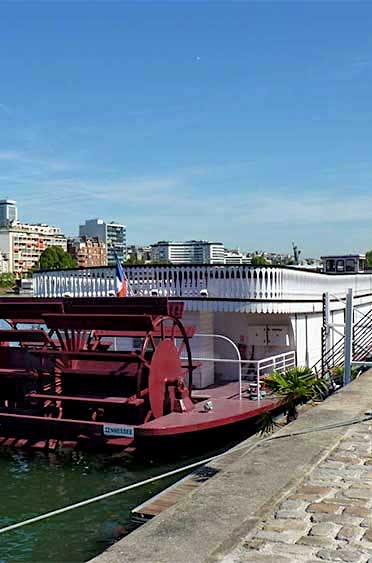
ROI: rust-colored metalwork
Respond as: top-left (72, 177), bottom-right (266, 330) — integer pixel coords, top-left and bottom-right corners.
top-left (0, 297), bottom-right (195, 449)
top-left (0, 297), bottom-right (282, 452)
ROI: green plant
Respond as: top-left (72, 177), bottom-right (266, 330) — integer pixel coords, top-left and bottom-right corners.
top-left (330, 365), bottom-right (361, 386)
top-left (366, 250), bottom-right (372, 269)
top-left (0, 273), bottom-right (16, 288)
top-left (125, 254), bottom-right (145, 265)
top-left (251, 255), bottom-right (268, 266)
top-left (258, 411), bottom-right (280, 436)
top-left (263, 366), bottom-right (328, 424)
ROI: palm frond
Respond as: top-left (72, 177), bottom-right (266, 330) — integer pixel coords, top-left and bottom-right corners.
top-left (258, 411), bottom-right (279, 436)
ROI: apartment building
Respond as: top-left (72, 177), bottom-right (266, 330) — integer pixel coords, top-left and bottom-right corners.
top-left (0, 223), bottom-right (67, 275)
top-left (68, 237), bottom-right (107, 268)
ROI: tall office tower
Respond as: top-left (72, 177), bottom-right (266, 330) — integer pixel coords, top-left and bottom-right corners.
top-left (79, 219), bottom-right (127, 266)
top-left (0, 200), bottom-right (18, 226)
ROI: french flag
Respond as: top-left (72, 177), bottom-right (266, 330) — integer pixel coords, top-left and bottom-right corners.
top-left (114, 253), bottom-right (128, 297)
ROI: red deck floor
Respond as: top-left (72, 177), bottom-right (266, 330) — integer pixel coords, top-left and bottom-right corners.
top-left (136, 382), bottom-right (279, 437)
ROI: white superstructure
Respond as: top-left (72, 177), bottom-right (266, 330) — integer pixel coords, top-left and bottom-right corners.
top-left (321, 254), bottom-right (366, 274)
top-left (32, 263), bottom-right (372, 387)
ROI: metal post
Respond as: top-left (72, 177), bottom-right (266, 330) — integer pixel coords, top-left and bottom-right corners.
top-left (344, 288), bottom-right (353, 386)
top-left (322, 292), bottom-right (330, 375)
top-left (193, 333), bottom-right (243, 399)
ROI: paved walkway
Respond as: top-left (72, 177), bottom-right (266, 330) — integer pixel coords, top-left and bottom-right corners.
top-left (223, 420), bottom-right (372, 563)
top-left (90, 373), bottom-right (372, 563)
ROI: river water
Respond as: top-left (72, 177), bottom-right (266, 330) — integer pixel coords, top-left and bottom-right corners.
top-left (0, 438), bottom-right (240, 563)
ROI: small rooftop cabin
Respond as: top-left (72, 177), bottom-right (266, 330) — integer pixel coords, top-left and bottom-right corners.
top-left (321, 254), bottom-right (366, 274)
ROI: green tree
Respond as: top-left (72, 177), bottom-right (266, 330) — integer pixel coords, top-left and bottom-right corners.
top-left (366, 250), bottom-right (372, 269)
top-left (38, 246), bottom-right (77, 271)
top-left (262, 367), bottom-right (328, 425)
top-left (251, 255), bottom-right (268, 266)
top-left (0, 273), bottom-right (16, 288)
top-left (125, 254), bottom-right (145, 265)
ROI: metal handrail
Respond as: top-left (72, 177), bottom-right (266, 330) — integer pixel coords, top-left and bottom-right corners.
top-left (183, 350), bottom-right (296, 404)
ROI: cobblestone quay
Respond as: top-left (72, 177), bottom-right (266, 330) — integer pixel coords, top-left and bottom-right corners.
top-left (90, 372), bottom-right (372, 563)
top-left (223, 419), bottom-right (372, 563)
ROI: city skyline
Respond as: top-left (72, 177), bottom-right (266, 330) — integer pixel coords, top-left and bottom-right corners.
top-left (1, 2), bottom-right (372, 255)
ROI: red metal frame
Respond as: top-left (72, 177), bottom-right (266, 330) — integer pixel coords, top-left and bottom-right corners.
top-left (0, 297), bottom-right (281, 451)
top-left (0, 297), bottom-right (195, 449)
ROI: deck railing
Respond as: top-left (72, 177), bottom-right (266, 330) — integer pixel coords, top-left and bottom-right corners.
top-left (183, 350), bottom-right (296, 403)
top-left (242, 350), bottom-right (297, 379)
top-left (33, 265), bottom-right (372, 300)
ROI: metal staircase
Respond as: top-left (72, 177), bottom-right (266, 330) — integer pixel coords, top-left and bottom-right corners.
top-left (313, 296), bottom-right (372, 378)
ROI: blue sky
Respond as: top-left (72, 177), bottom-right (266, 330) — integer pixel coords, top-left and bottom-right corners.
top-left (1, 1), bottom-right (372, 256)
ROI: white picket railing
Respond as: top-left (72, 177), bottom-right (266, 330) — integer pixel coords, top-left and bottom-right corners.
top-left (242, 350), bottom-right (296, 379)
top-left (33, 265), bottom-right (372, 301)
top-left (185, 350), bottom-right (296, 403)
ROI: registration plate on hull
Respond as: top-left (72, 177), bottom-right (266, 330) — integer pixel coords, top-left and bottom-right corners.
top-left (103, 424), bottom-right (135, 438)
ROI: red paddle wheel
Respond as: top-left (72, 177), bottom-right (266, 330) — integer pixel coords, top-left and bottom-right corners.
top-left (0, 297), bottom-right (197, 449)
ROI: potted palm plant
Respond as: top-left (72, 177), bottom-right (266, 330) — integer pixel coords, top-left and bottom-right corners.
top-left (262, 366), bottom-right (328, 425)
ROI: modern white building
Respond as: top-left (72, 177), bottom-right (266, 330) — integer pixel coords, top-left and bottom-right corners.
top-left (224, 249), bottom-right (251, 265)
top-left (79, 219), bottom-right (126, 266)
top-left (151, 240), bottom-right (225, 264)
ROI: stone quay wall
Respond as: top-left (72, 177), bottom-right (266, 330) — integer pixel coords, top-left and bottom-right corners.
top-left (90, 371), bottom-right (372, 563)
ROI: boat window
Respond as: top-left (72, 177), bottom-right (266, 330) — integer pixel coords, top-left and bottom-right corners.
top-left (359, 259), bottom-right (365, 271)
top-left (336, 259), bottom-right (345, 272)
top-left (346, 259), bottom-right (356, 272)
top-left (326, 259), bottom-right (336, 272)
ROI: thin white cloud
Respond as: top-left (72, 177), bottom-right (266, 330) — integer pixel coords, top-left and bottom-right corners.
top-left (19, 171), bottom-right (372, 229)
top-left (0, 149), bottom-right (74, 172)
top-left (2, 151), bottom-right (372, 253)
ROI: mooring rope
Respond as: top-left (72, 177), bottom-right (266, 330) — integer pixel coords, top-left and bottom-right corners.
top-left (0, 412), bottom-right (371, 536)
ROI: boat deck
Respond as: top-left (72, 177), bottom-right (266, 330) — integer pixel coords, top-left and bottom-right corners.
top-left (136, 382), bottom-right (279, 437)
